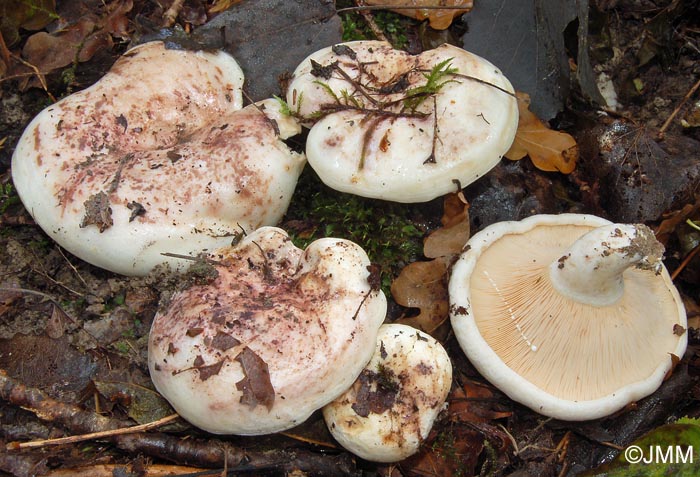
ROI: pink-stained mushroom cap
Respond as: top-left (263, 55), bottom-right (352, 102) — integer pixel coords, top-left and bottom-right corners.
top-left (323, 324), bottom-right (452, 462)
top-left (148, 226), bottom-right (387, 435)
top-left (11, 41), bottom-right (305, 275)
top-left (286, 41), bottom-right (518, 203)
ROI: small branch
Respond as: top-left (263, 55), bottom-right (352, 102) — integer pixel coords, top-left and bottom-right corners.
top-left (337, 4), bottom-right (473, 14)
top-left (0, 369), bottom-right (360, 475)
top-left (671, 242), bottom-right (700, 281)
top-left (354, 0), bottom-right (390, 43)
top-left (657, 77), bottom-right (700, 140)
top-left (10, 53), bottom-right (56, 102)
top-left (9, 414), bottom-right (180, 450)
top-left (162, 0), bottom-right (185, 27)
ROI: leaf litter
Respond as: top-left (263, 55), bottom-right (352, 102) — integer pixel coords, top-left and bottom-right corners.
top-left (1, 1), bottom-right (700, 476)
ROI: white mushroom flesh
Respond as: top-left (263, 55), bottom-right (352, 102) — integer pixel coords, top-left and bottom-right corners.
top-left (148, 227), bottom-right (387, 435)
top-left (286, 41), bottom-right (518, 202)
top-left (11, 41), bottom-right (305, 275)
top-left (323, 323), bottom-right (452, 462)
top-left (449, 214), bottom-right (687, 421)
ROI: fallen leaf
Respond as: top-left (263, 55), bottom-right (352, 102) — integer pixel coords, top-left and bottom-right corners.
top-left (364, 0), bottom-right (473, 30)
top-left (400, 426), bottom-right (484, 477)
top-left (583, 418), bottom-right (700, 476)
top-left (235, 347), bottom-right (275, 411)
top-left (505, 92), bottom-right (578, 173)
top-left (448, 379), bottom-right (512, 424)
top-left (94, 381), bottom-right (177, 425)
top-left (424, 191), bottom-right (470, 258)
top-left (392, 257), bottom-right (450, 333)
top-left (208, 0), bottom-right (244, 14)
top-left (0, 0), bottom-right (57, 47)
top-left (393, 193), bottom-right (470, 333)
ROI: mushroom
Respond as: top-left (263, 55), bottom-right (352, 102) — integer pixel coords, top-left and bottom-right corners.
top-left (286, 41), bottom-right (518, 203)
top-left (448, 214), bottom-right (687, 421)
top-left (148, 226), bottom-right (387, 435)
top-left (11, 41), bottom-right (305, 275)
top-left (323, 323), bottom-right (452, 462)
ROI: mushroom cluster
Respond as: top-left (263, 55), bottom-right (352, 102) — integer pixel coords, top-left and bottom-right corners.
top-left (11, 41), bottom-right (305, 275)
top-left (148, 227), bottom-right (387, 435)
top-left (286, 40), bottom-right (518, 202)
top-left (449, 214), bottom-right (687, 421)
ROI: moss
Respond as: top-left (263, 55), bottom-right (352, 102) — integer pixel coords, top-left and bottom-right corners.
top-left (339, 4), bottom-right (410, 49)
top-left (283, 168), bottom-right (426, 297)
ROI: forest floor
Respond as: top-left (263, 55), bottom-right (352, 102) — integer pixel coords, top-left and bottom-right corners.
top-left (1, 1), bottom-right (700, 476)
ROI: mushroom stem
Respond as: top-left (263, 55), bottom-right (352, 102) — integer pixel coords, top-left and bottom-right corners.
top-left (548, 224), bottom-right (664, 306)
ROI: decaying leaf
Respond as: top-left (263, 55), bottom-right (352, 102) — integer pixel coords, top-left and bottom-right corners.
top-left (364, 0), bottom-right (473, 30)
top-left (18, 0), bottom-right (132, 84)
top-left (505, 92), bottom-right (578, 173)
top-left (400, 426), bottom-right (485, 477)
top-left (235, 347), bottom-right (275, 411)
top-left (424, 190), bottom-right (470, 258)
top-left (350, 367), bottom-right (399, 418)
top-left (392, 192), bottom-right (470, 333)
top-left (0, 0), bottom-right (57, 47)
top-left (393, 257), bottom-right (450, 333)
top-left (80, 191), bottom-right (113, 232)
top-left (208, 0), bottom-right (244, 14)
top-left (584, 418), bottom-right (700, 476)
top-left (448, 379), bottom-right (512, 424)
top-left (94, 381), bottom-right (176, 425)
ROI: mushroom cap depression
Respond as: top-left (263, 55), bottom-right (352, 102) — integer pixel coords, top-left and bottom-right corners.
top-left (323, 324), bottom-right (452, 462)
top-left (448, 214), bottom-right (687, 421)
top-left (11, 41), bottom-right (305, 275)
top-left (286, 41), bottom-right (518, 203)
top-left (148, 227), bottom-right (387, 435)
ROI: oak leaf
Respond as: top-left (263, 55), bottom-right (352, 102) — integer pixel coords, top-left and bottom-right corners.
top-left (364, 0), bottom-right (473, 30)
top-left (392, 191), bottom-right (469, 333)
top-left (505, 92), bottom-right (578, 173)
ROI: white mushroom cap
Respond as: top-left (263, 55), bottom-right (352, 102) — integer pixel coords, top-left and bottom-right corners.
top-left (286, 41), bottom-right (518, 203)
top-left (148, 226), bottom-right (387, 435)
top-left (449, 214), bottom-right (687, 421)
top-left (323, 323), bottom-right (452, 462)
top-left (11, 41), bottom-right (305, 275)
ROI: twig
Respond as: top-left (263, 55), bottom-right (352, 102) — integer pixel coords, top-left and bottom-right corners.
top-left (163, 0), bottom-right (185, 27)
top-left (43, 464), bottom-right (218, 477)
top-left (337, 4), bottom-right (473, 14)
top-left (354, 1), bottom-right (390, 43)
top-left (0, 369), bottom-right (359, 475)
top-left (57, 246), bottom-right (89, 290)
top-left (10, 53), bottom-right (56, 102)
top-left (671, 242), bottom-right (700, 281)
top-left (9, 414), bottom-right (180, 450)
top-left (657, 77), bottom-right (700, 140)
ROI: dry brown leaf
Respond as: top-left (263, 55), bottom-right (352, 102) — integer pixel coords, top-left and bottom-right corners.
top-left (364, 0), bottom-right (473, 30)
top-left (235, 347), bottom-right (275, 411)
top-left (392, 193), bottom-right (470, 333)
top-left (399, 425), bottom-right (484, 477)
top-left (448, 380), bottom-right (512, 424)
top-left (392, 257), bottom-right (450, 333)
top-left (424, 191), bottom-right (469, 258)
top-left (208, 0), bottom-right (244, 14)
top-left (505, 91), bottom-right (578, 173)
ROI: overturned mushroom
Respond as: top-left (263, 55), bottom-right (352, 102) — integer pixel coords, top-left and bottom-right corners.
top-left (286, 41), bottom-right (518, 202)
top-left (449, 214), bottom-right (687, 421)
top-left (148, 226), bottom-right (386, 435)
top-left (11, 41), bottom-right (305, 275)
top-left (323, 323), bottom-right (452, 462)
